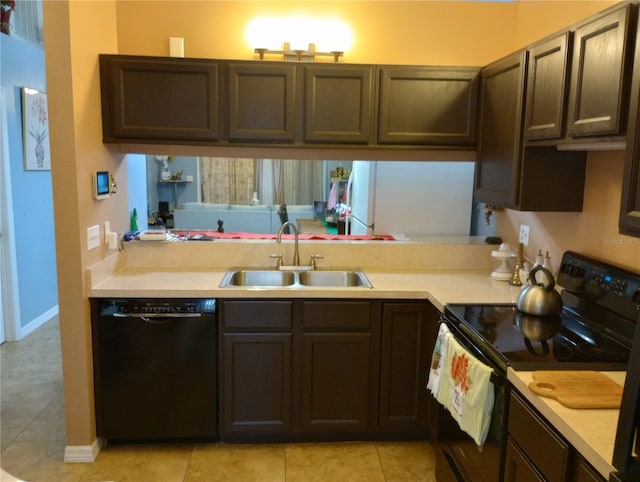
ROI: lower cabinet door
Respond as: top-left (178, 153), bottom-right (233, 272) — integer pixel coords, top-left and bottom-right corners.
top-left (573, 457), bottom-right (607, 482)
top-left (221, 333), bottom-right (293, 435)
top-left (301, 333), bottom-right (372, 432)
top-left (504, 437), bottom-right (545, 482)
top-left (378, 302), bottom-right (429, 431)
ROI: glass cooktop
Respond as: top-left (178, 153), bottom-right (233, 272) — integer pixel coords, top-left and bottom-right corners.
top-left (445, 304), bottom-right (630, 371)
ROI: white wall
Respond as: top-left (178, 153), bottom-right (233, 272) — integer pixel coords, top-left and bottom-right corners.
top-left (372, 161), bottom-right (476, 236)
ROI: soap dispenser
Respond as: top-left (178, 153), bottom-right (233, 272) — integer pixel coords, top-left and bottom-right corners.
top-left (130, 208), bottom-right (139, 232)
top-left (533, 249), bottom-right (544, 268)
top-left (533, 249), bottom-right (544, 283)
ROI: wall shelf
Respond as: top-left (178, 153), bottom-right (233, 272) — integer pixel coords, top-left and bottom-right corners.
top-left (158, 180), bottom-right (192, 210)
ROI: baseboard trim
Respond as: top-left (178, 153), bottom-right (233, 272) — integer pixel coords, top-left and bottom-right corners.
top-left (17, 305), bottom-right (59, 340)
top-left (64, 438), bottom-right (101, 463)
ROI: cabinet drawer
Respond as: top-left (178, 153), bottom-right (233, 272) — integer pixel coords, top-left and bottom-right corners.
top-left (509, 392), bottom-right (570, 482)
top-left (221, 301), bottom-right (293, 330)
top-left (302, 301), bottom-right (371, 331)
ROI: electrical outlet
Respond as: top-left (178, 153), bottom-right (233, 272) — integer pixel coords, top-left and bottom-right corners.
top-left (519, 224), bottom-right (530, 246)
top-left (87, 225), bottom-right (100, 250)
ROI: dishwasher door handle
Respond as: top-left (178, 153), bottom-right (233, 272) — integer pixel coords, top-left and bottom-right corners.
top-left (112, 312), bottom-right (203, 319)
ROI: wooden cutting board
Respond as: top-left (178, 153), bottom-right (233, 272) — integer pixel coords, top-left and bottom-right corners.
top-left (528, 371), bottom-right (623, 409)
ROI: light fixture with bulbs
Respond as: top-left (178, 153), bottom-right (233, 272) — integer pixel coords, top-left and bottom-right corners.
top-left (246, 16), bottom-right (352, 63)
top-left (254, 42), bottom-right (343, 62)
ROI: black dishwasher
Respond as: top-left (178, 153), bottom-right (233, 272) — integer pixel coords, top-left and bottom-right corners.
top-left (91, 298), bottom-right (217, 443)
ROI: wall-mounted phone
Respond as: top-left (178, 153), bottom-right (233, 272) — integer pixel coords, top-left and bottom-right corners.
top-left (93, 171), bottom-right (111, 200)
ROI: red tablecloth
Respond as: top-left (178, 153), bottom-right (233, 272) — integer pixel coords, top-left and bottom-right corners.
top-left (173, 231), bottom-right (396, 241)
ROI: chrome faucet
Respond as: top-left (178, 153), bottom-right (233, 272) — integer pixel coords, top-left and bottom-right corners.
top-left (276, 221), bottom-right (300, 266)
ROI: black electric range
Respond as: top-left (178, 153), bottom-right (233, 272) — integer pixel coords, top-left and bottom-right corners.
top-left (444, 251), bottom-right (640, 373)
top-left (435, 251), bottom-right (639, 482)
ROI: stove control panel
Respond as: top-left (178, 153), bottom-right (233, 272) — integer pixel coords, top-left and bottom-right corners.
top-left (558, 251), bottom-right (640, 321)
top-left (589, 272), bottom-right (627, 295)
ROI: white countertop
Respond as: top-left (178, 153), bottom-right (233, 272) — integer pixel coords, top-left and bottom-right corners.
top-left (508, 369), bottom-right (626, 478)
top-left (89, 267), bottom-right (523, 312)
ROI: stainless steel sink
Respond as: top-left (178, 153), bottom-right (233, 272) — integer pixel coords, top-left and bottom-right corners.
top-left (298, 270), bottom-right (372, 288)
top-left (221, 270), bottom-right (295, 287)
top-left (219, 268), bottom-right (372, 289)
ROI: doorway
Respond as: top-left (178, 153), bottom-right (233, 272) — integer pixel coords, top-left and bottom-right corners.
top-left (0, 86), bottom-right (19, 343)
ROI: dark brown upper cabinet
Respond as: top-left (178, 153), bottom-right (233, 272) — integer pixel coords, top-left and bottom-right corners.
top-left (378, 66), bottom-right (478, 146)
top-left (475, 50), bottom-right (587, 212)
top-left (227, 62), bottom-right (297, 142)
top-left (475, 51), bottom-right (528, 209)
top-left (620, 12), bottom-right (640, 238)
top-left (302, 65), bottom-right (374, 144)
top-left (99, 54), bottom-right (221, 143)
top-left (524, 32), bottom-right (572, 141)
top-left (566, 3), bottom-right (635, 139)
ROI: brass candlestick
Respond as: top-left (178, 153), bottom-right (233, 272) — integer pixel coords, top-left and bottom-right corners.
top-left (509, 242), bottom-right (524, 286)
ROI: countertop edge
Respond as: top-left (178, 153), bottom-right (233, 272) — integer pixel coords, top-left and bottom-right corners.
top-left (507, 368), bottom-right (626, 478)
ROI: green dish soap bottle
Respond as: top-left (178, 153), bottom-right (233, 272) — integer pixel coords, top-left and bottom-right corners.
top-left (130, 208), bottom-right (139, 232)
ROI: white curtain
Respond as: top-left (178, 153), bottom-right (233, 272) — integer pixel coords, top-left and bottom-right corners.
top-left (256, 159), bottom-right (280, 206)
top-left (279, 159), bottom-right (323, 205)
top-left (200, 157), bottom-right (256, 204)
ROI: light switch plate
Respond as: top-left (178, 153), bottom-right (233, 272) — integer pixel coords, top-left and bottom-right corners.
top-left (519, 224), bottom-right (530, 246)
top-left (87, 225), bottom-right (100, 250)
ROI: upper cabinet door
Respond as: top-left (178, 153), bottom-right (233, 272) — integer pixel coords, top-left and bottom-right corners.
top-left (620, 15), bottom-right (640, 238)
top-left (227, 62), bottom-right (297, 142)
top-left (525, 32), bottom-right (571, 141)
top-left (475, 51), bottom-right (527, 209)
top-left (303, 65), bottom-right (374, 144)
top-left (378, 67), bottom-right (478, 145)
top-left (99, 55), bottom-right (221, 143)
top-left (567, 4), bottom-right (634, 138)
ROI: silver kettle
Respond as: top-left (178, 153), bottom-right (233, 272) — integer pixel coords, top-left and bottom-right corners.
top-left (516, 265), bottom-right (563, 316)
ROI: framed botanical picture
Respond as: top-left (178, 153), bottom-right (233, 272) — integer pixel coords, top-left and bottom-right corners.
top-left (22, 87), bottom-right (51, 171)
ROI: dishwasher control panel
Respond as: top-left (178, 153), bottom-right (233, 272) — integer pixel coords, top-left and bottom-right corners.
top-left (99, 298), bottom-right (216, 315)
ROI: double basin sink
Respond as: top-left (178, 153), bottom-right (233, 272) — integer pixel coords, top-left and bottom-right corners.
top-left (219, 268), bottom-right (373, 289)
